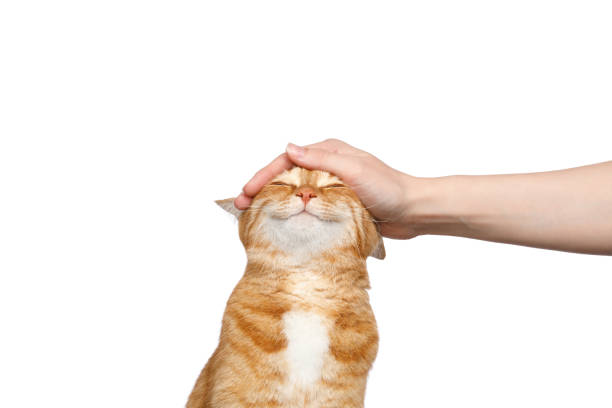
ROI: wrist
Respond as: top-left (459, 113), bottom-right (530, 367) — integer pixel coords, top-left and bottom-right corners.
top-left (401, 174), bottom-right (466, 237)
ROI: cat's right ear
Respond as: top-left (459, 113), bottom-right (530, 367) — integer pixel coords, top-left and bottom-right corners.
top-left (215, 198), bottom-right (243, 219)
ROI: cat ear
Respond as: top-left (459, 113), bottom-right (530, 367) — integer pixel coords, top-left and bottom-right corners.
top-left (215, 198), bottom-right (243, 218)
top-left (369, 222), bottom-right (386, 260)
top-left (370, 236), bottom-right (386, 260)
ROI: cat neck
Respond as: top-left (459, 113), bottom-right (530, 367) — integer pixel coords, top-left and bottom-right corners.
top-left (243, 247), bottom-right (370, 289)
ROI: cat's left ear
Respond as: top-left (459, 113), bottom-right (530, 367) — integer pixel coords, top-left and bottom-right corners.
top-left (369, 222), bottom-right (386, 260)
top-left (215, 198), bottom-right (243, 218)
top-left (370, 236), bottom-right (386, 259)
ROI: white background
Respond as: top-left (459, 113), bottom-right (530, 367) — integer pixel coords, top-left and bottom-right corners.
top-left (1, 1), bottom-right (611, 407)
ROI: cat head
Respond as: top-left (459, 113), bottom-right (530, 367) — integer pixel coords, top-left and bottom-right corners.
top-left (216, 167), bottom-right (385, 263)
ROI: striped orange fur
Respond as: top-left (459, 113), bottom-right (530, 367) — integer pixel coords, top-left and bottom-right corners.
top-left (187, 167), bottom-right (385, 408)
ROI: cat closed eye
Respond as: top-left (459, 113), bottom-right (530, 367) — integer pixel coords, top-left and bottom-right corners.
top-left (321, 183), bottom-right (346, 188)
top-left (270, 181), bottom-right (295, 187)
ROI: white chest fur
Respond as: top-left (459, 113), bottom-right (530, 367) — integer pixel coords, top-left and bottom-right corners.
top-left (282, 310), bottom-right (329, 387)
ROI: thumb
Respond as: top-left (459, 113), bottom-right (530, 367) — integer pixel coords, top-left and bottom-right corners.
top-left (285, 143), bottom-right (358, 181)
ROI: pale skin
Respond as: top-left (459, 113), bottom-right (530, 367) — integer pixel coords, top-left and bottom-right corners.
top-left (234, 139), bottom-right (612, 256)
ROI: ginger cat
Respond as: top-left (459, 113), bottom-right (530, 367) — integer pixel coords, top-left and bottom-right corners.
top-left (187, 167), bottom-right (385, 408)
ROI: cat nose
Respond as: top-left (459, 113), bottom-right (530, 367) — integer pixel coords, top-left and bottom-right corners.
top-left (296, 187), bottom-right (317, 205)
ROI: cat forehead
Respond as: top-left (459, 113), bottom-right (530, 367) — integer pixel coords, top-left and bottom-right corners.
top-left (271, 167), bottom-right (342, 186)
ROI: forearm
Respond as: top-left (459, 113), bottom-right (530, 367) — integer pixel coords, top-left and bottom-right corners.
top-left (405, 161), bottom-right (612, 255)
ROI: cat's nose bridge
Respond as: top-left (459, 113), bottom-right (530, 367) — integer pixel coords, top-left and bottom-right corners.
top-left (295, 186), bottom-right (317, 205)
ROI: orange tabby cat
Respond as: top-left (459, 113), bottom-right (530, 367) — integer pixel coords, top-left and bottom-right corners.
top-left (187, 166), bottom-right (385, 408)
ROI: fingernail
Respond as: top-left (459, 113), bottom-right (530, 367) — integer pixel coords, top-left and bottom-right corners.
top-left (286, 143), bottom-right (305, 158)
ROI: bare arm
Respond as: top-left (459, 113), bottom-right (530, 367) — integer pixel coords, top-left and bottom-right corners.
top-left (408, 162), bottom-right (612, 255)
top-left (235, 139), bottom-right (612, 255)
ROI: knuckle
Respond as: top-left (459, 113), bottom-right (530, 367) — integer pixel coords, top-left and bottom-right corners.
top-left (324, 137), bottom-right (344, 146)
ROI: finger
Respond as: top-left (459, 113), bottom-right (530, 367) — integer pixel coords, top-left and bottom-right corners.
top-left (233, 192), bottom-right (252, 210)
top-left (285, 144), bottom-right (361, 183)
top-left (242, 152), bottom-right (293, 197)
top-left (304, 138), bottom-right (359, 155)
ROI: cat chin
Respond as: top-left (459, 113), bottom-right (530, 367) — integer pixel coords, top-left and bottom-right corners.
top-left (287, 211), bottom-right (320, 223)
top-left (261, 214), bottom-right (349, 260)
top-left (271, 212), bottom-right (326, 232)
top-left (277, 211), bottom-right (342, 231)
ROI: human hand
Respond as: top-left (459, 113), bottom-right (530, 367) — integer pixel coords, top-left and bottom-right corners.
top-left (234, 139), bottom-right (418, 239)
top-left (233, 140), bottom-right (612, 254)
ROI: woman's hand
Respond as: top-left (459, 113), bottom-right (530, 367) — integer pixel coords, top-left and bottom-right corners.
top-left (233, 138), bottom-right (612, 255)
top-left (234, 139), bottom-right (418, 239)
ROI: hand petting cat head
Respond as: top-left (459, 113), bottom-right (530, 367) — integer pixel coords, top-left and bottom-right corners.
top-left (217, 167), bottom-right (385, 263)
